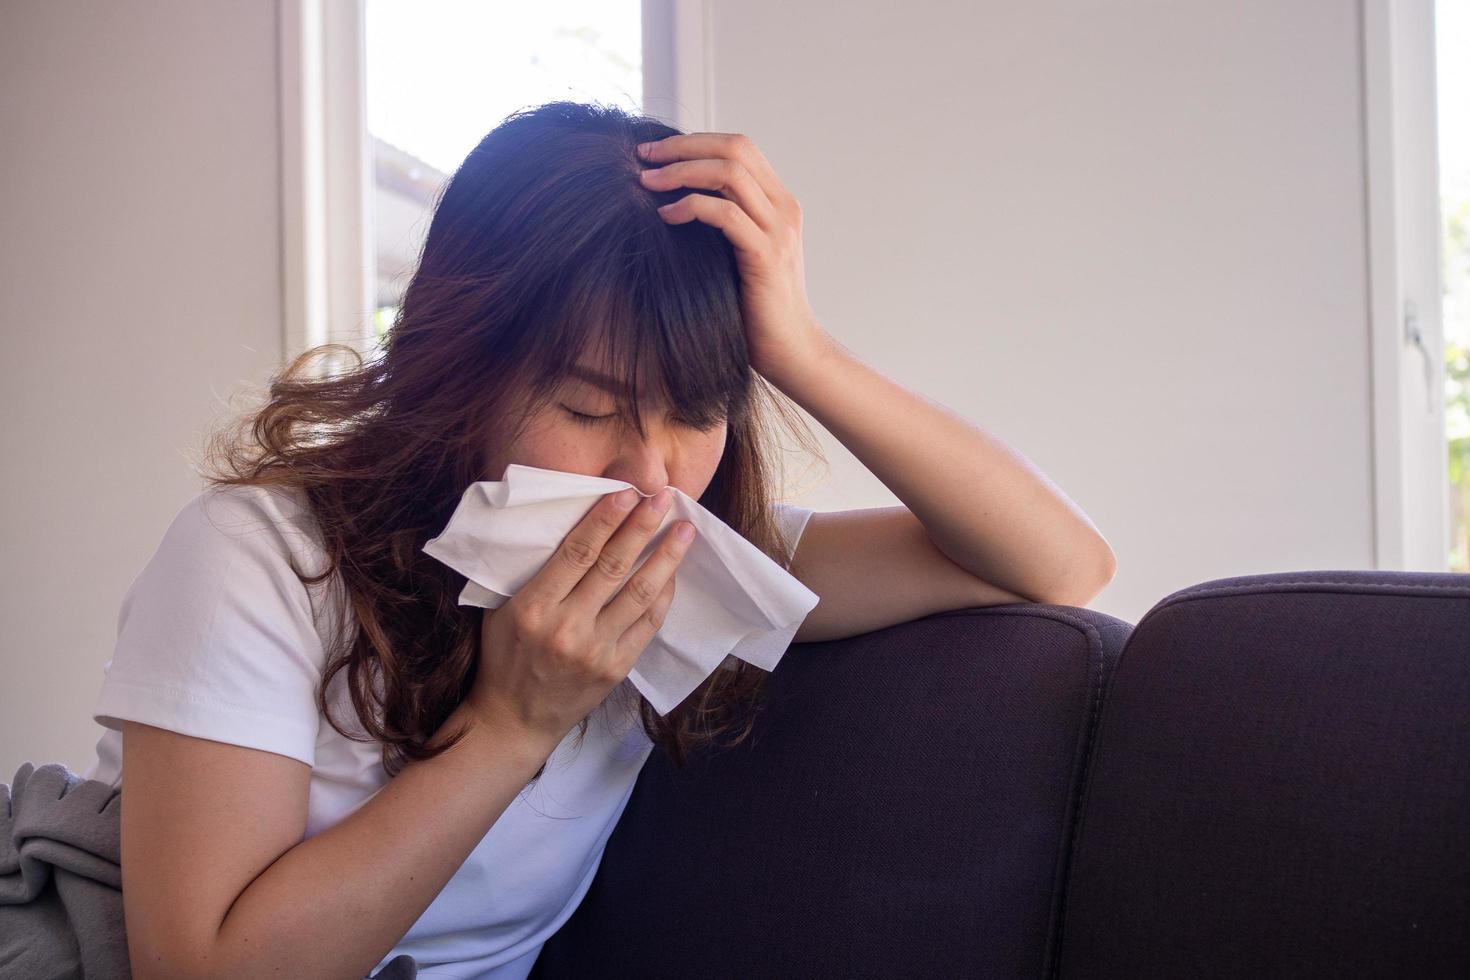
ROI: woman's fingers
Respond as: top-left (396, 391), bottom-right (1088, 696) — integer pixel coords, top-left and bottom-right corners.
top-left (637, 132), bottom-right (797, 213)
top-left (508, 485), bottom-right (695, 666)
top-left (560, 486), bottom-right (679, 616)
top-left (594, 518), bottom-right (695, 645)
top-left (639, 157), bottom-right (781, 232)
top-left (614, 574), bottom-right (679, 665)
top-left (521, 488), bottom-right (644, 605)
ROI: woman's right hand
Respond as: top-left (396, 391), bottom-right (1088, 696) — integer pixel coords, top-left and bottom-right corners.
top-left (466, 485), bottom-right (696, 745)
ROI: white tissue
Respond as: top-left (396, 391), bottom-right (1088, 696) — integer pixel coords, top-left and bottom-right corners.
top-left (421, 463), bottom-right (820, 716)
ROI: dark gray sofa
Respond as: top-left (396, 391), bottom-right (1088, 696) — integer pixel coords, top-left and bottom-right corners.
top-left (529, 569), bottom-right (1470, 979)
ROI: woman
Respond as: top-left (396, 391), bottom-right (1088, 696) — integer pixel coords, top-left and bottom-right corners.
top-left (83, 100), bottom-right (1115, 979)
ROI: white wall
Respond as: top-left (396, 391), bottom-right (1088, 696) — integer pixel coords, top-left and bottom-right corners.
top-left (716, 0), bottom-right (1380, 617)
top-left (0, 0), bottom-right (1401, 776)
top-left (1, 1), bottom-right (284, 776)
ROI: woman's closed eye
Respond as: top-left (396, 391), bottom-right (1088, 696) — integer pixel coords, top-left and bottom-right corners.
top-left (561, 406), bottom-right (722, 432)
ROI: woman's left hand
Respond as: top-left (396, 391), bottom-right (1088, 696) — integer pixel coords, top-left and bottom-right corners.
top-left (637, 132), bottom-right (827, 385)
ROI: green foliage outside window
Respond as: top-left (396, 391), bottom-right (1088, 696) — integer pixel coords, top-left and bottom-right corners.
top-left (1445, 196), bottom-right (1470, 570)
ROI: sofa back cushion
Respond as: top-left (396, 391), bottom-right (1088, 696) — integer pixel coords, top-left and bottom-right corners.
top-left (532, 604), bottom-right (1131, 979)
top-left (1058, 570), bottom-right (1470, 977)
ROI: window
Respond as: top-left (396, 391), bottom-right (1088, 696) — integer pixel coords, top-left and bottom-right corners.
top-left (364, 1), bottom-right (645, 350)
top-left (1437, 0), bottom-right (1470, 569)
top-left (1363, 0), bottom-right (1461, 570)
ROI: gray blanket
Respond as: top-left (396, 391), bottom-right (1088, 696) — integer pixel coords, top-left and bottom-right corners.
top-left (1, 761), bottom-right (419, 979)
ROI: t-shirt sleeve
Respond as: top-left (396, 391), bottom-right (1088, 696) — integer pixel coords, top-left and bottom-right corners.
top-left (90, 487), bottom-right (330, 767)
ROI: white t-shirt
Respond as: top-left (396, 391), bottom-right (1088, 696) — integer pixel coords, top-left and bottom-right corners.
top-left (82, 483), bottom-right (815, 980)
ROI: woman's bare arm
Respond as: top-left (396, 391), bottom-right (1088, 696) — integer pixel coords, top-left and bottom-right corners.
top-left (121, 702), bottom-right (561, 980)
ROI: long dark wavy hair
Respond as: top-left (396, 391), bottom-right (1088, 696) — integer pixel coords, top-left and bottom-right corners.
top-left (198, 100), bottom-right (825, 780)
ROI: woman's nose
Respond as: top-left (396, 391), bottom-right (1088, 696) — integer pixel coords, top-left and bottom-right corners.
top-left (611, 477), bottom-right (670, 499)
top-left (604, 462), bottom-right (670, 499)
top-left (604, 428), bottom-right (675, 498)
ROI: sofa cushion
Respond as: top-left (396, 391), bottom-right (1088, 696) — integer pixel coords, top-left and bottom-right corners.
top-left (1058, 570), bottom-right (1470, 977)
top-left (532, 604), bottom-right (1131, 979)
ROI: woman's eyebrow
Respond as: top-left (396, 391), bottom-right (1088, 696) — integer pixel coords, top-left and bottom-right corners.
top-left (567, 365), bottom-right (668, 405)
top-left (567, 365), bottom-right (627, 394)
